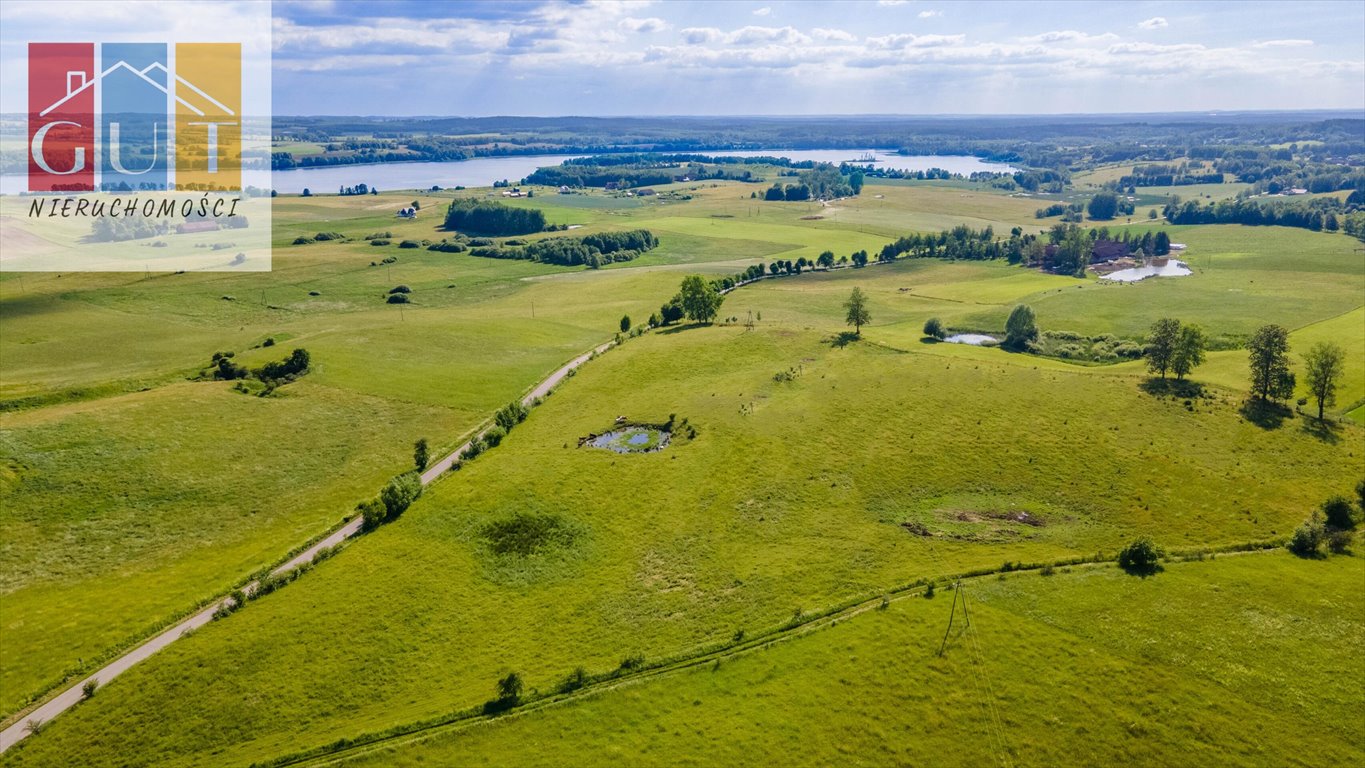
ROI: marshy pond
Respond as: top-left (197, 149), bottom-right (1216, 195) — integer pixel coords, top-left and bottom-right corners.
top-left (585, 426), bottom-right (671, 454)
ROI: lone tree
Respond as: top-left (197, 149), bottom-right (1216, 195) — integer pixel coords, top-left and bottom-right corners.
top-left (496, 671), bottom-right (524, 703)
top-left (619, 314), bottom-right (632, 333)
top-left (1146, 317), bottom-right (1181, 379)
top-left (1247, 324), bottom-right (1295, 402)
top-left (1171, 323), bottom-right (1207, 381)
top-left (1117, 538), bottom-right (1163, 576)
top-left (1303, 340), bottom-right (1345, 420)
top-left (1086, 191), bottom-right (1119, 220)
top-left (1003, 304), bottom-right (1038, 350)
top-left (844, 287), bottom-right (871, 336)
top-left (678, 275), bottom-right (723, 324)
top-left (413, 438), bottom-right (430, 471)
top-left (923, 317), bottom-right (946, 340)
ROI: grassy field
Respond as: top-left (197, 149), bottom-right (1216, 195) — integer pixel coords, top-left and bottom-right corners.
top-left (1, 173), bottom-right (1361, 764)
top-left (336, 552), bottom-right (1364, 767)
top-left (6, 303), bottom-right (1358, 766)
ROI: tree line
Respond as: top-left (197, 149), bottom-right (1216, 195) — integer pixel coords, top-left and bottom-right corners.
top-left (1162, 194), bottom-right (1359, 234)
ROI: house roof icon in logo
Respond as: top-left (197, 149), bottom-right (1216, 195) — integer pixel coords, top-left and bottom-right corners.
top-left (39, 60), bottom-right (235, 118)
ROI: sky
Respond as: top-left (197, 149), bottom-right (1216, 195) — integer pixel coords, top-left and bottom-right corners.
top-left (2, 0), bottom-right (1363, 117)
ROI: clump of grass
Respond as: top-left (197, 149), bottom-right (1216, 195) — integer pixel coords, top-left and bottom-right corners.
top-left (482, 512), bottom-right (578, 557)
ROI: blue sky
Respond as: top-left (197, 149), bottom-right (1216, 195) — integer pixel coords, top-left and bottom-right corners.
top-left (3, 1), bottom-right (1363, 116)
top-left (268, 0), bottom-right (1365, 116)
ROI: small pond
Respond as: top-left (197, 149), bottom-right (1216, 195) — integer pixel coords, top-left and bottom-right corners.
top-left (1100, 260), bottom-right (1193, 283)
top-left (587, 426), bottom-right (670, 454)
top-left (944, 333), bottom-right (998, 346)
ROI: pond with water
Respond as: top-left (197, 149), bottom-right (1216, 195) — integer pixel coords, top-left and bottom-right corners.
top-left (944, 334), bottom-right (998, 346)
top-left (587, 427), bottom-right (670, 454)
top-left (1100, 260), bottom-right (1193, 283)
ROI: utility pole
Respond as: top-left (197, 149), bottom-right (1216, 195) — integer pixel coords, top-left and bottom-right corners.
top-left (937, 580), bottom-right (970, 657)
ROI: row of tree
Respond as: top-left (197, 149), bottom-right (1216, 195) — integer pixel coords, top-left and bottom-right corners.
top-left (1162, 196), bottom-right (1354, 233)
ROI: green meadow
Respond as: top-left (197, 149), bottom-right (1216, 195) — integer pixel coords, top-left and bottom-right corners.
top-left (337, 552), bottom-right (1363, 768)
top-left (1, 174), bottom-right (1361, 765)
top-left (5, 271), bottom-right (1359, 765)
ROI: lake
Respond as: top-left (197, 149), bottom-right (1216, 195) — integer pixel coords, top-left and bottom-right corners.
top-left (269, 149), bottom-right (1016, 195)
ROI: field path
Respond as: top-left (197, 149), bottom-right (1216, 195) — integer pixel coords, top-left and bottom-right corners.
top-left (0, 340), bottom-right (616, 754)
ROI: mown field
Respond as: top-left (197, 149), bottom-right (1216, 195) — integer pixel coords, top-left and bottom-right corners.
top-left (1, 172), bottom-right (1361, 765)
top-left (336, 552), bottom-right (1364, 768)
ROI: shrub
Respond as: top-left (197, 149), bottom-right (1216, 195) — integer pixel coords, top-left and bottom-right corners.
top-left (494, 401), bottom-right (529, 431)
top-left (464, 435), bottom-right (487, 461)
top-left (361, 498), bottom-right (391, 529)
top-left (386, 294), bottom-right (410, 304)
top-left (314, 231), bottom-right (345, 241)
top-left (370, 239), bottom-right (391, 246)
top-left (923, 317), bottom-right (946, 340)
top-left (1117, 538), bottom-right (1163, 575)
top-left (292, 236), bottom-right (313, 245)
top-left (923, 582), bottom-right (935, 598)
top-left (484, 425), bottom-right (506, 447)
top-left (1289, 515), bottom-right (1326, 557)
top-left (1327, 528), bottom-right (1354, 554)
top-left (427, 240), bottom-right (467, 253)
top-left (81, 679), bottom-right (99, 700)
top-left (256, 348), bottom-right (310, 383)
top-left (379, 472), bottom-right (423, 519)
top-left (1321, 495), bottom-right (1357, 531)
top-left (617, 653), bottom-right (645, 672)
top-left (556, 667), bottom-right (589, 694)
top-left (388, 285), bottom-right (411, 294)
top-left (398, 240), bottom-right (421, 249)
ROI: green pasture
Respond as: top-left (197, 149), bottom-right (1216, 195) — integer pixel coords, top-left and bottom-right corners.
top-left (0, 174), bottom-right (1361, 764)
top-left (7, 315), bottom-right (1357, 767)
top-left (339, 552), bottom-right (1364, 767)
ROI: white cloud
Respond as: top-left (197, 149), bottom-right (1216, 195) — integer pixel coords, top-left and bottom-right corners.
top-left (918, 10), bottom-right (942, 18)
top-left (877, 0), bottom-right (908, 6)
top-left (680, 26), bottom-right (723, 44)
top-left (812, 27), bottom-right (857, 42)
top-left (1019, 30), bottom-right (1119, 44)
top-left (1138, 17), bottom-right (1169, 30)
top-left (620, 17), bottom-right (668, 33)
top-left (1253, 39), bottom-right (1314, 48)
top-left (752, 6), bottom-right (771, 16)
top-left (867, 32), bottom-right (965, 50)
top-left (727, 26), bottom-right (811, 45)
